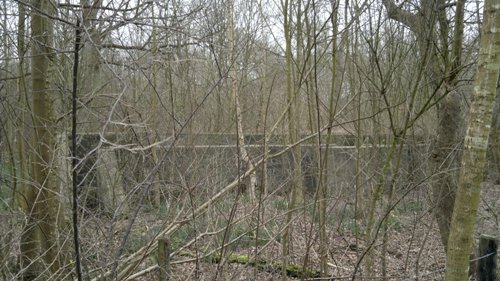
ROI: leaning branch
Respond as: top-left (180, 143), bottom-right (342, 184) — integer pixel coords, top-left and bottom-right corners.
top-left (88, 124), bottom-right (331, 281)
top-left (382, 0), bottom-right (420, 32)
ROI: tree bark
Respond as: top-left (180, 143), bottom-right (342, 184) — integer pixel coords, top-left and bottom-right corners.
top-left (317, 2), bottom-right (339, 276)
top-left (444, 1), bottom-right (500, 280)
top-left (226, 0), bottom-right (257, 205)
top-left (21, 0), bottom-right (60, 279)
top-left (15, 0), bottom-right (27, 211)
top-left (383, 0), bottom-right (465, 252)
top-left (281, 0), bottom-right (303, 278)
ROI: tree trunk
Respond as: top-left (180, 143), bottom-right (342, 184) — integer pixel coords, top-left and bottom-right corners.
top-left (318, 2), bottom-right (338, 276)
top-left (226, 0), bottom-right (257, 205)
top-left (15, 0), bottom-right (27, 211)
top-left (151, 5), bottom-right (161, 208)
top-left (430, 90), bottom-right (462, 249)
top-left (383, 0), bottom-right (466, 252)
top-left (21, 0), bottom-right (60, 279)
top-left (281, 0), bottom-right (303, 278)
top-left (430, 0), bottom-right (466, 251)
top-left (444, 1), bottom-right (500, 280)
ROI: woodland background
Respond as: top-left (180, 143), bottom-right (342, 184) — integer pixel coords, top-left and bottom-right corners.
top-left (0, 0), bottom-right (499, 280)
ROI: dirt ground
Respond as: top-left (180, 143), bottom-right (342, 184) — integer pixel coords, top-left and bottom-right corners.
top-left (1, 182), bottom-right (498, 280)
top-left (132, 183), bottom-right (499, 280)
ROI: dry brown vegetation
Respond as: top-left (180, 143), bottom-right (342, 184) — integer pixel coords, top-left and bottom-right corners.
top-left (0, 0), bottom-right (499, 280)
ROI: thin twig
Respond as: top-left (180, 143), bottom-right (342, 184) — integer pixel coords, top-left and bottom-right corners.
top-left (71, 18), bottom-right (83, 281)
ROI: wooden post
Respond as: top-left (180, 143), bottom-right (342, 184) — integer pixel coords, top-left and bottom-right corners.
top-left (158, 237), bottom-right (171, 281)
top-left (477, 235), bottom-right (497, 281)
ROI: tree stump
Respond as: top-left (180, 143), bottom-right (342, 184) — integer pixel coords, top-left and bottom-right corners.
top-left (158, 237), bottom-right (171, 281)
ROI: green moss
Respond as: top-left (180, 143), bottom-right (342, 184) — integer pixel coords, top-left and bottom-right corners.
top-left (228, 254), bottom-right (250, 263)
top-left (280, 262), bottom-right (320, 278)
top-left (203, 252), bottom-right (320, 278)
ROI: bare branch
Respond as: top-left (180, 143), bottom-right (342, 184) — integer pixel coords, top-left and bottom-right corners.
top-left (382, 0), bottom-right (420, 32)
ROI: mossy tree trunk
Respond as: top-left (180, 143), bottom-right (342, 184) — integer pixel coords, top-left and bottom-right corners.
top-left (444, 1), bottom-right (500, 280)
top-left (20, 0), bottom-right (60, 279)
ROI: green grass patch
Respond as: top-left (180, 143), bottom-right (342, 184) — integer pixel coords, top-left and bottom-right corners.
top-left (396, 200), bottom-right (425, 214)
top-left (271, 198), bottom-right (288, 211)
top-left (170, 224), bottom-right (198, 249)
top-left (387, 211), bottom-right (403, 231)
top-left (335, 205), bottom-right (364, 235)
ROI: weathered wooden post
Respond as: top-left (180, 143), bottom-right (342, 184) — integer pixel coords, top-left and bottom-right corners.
top-left (477, 234), bottom-right (497, 281)
top-left (158, 237), bottom-right (171, 281)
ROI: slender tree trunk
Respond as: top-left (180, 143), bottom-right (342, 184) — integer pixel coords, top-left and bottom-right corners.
top-left (445, 1), bottom-right (500, 280)
top-left (15, 0), bottom-right (27, 211)
top-left (290, 2), bottom-right (304, 206)
top-left (318, 2), bottom-right (339, 276)
top-left (151, 5), bottom-right (161, 208)
top-left (281, 0), bottom-right (301, 278)
top-left (226, 0), bottom-right (257, 205)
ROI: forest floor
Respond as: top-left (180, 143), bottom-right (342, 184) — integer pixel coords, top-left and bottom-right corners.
top-left (127, 196), bottom-right (450, 280)
top-left (157, 214), bottom-right (448, 281)
top-left (1, 182), bottom-right (498, 280)
top-left (129, 182), bottom-right (499, 281)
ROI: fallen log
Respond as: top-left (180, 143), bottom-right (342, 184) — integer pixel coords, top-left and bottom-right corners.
top-left (180, 251), bottom-right (321, 278)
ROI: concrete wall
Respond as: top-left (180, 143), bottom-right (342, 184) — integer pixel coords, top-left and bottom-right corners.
top-left (72, 133), bottom-right (431, 209)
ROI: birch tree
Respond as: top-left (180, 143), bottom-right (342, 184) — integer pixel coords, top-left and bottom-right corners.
top-left (226, 0), bottom-right (257, 205)
top-left (445, 0), bottom-right (500, 279)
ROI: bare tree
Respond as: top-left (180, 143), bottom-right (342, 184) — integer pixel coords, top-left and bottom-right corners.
top-left (383, 0), bottom-right (467, 252)
top-left (445, 1), bottom-right (499, 279)
top-left (0, 0), bottom-right (494, 280)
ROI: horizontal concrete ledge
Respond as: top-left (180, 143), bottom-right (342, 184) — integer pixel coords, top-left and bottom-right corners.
top-left (163, 143), bottom-right (428, 149)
